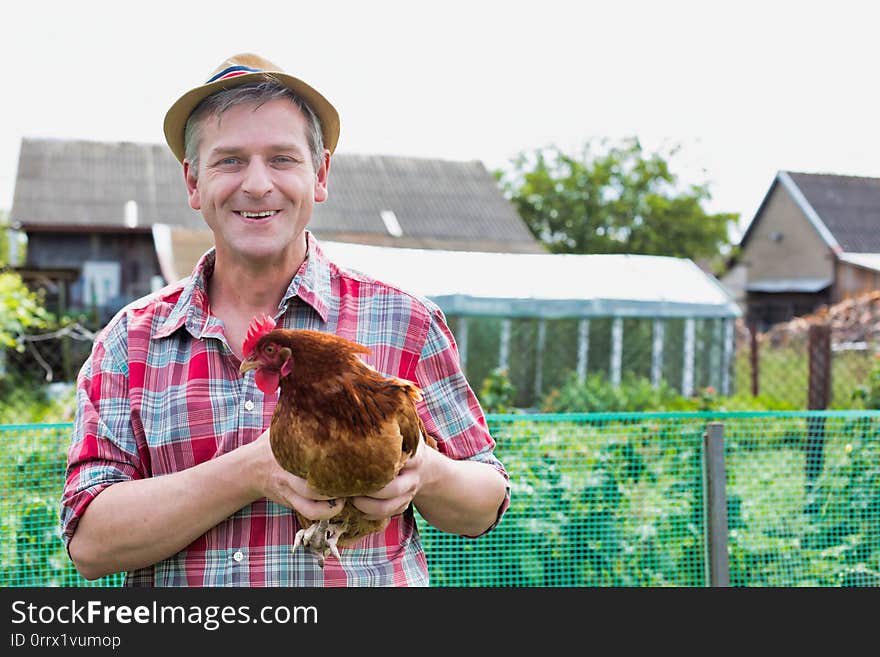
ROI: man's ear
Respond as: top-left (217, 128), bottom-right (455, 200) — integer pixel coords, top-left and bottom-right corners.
top-left (183, 160), bottom-right (200, 210)
top-left (314, 149), bottom-right (331, 203)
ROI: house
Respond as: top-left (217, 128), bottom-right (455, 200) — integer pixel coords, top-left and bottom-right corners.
top-left (734, 170), bottom-right (880, 328)
top-left (9, 137), bottom-right (543, 320)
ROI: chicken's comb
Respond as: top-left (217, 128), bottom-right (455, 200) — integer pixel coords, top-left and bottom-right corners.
top-left (242, 314), bottom-right (277, 358)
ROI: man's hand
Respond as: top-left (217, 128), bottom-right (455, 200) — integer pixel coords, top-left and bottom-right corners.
top-left (249, 429), bottom-right (343, 521)
top-left (350, 434), bottom-right (438, 520)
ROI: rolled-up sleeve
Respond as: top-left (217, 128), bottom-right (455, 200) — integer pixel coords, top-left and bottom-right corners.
top-left (413, 306), bottom-right (510, 535)
top-left (60, 317), bottom-right (147, 548)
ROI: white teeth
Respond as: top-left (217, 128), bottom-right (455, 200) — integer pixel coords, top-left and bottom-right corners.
top-left (239, 211), bottom-right (276, 218)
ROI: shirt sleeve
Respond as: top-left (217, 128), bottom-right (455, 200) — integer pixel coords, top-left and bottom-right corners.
top-left (59, 315), bottom-right (148, 548)
top-left (413, 306), bottom-right (510, 536)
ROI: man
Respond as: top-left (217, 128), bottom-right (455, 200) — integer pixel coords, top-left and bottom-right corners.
top-left (61, 53), bottom-right (509, 586)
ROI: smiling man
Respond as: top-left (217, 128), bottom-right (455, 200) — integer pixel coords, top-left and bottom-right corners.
top-left (60, 53), bottom-right (509, 587)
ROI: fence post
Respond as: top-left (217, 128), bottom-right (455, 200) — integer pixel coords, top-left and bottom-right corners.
top-left (703, 421), bottom-right (729, 587)
top-left (806, 323), bottom-right (831, 509)
top-left (807, 323), bottom-right (831, 410)
top-left (749, 322), bottom-right (760, 397)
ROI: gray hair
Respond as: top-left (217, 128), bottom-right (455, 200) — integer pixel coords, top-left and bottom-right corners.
top-left (184, 79), bottom-right (325, 180)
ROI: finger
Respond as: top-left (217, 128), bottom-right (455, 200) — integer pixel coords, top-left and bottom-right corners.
top-left (366, 470), bottom-right (419, 501)
top-left (293, 494), bottom-right (345, 520)
top-left (277, 474), bottom-right (344, 518)
top-left (350, 494), bottom-right (410, 520)
top-left (285, 473), bottom-right (338, 501)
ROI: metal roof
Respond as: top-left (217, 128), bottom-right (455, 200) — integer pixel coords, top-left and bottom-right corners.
top-left (320, 241), bottom-right (741, 319)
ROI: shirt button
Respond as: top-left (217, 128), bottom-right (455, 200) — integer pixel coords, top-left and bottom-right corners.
top-left (244, 400), bottom-right (255, 412)
top-left (233, 550), bottom-right (244, 562)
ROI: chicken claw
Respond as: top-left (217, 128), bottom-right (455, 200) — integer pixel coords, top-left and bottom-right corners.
top-left (293, 519), bottom-right (348, 568)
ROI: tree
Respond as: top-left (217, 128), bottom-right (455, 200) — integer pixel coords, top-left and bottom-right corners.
top-left (0, 209), bottom-right (51, 353)
top-left (497, 138), bottom-right (737, 267)
top-left (0, 272), bottom-right (52, 350)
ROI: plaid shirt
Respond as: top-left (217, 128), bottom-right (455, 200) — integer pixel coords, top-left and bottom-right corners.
top-left (61, 232), bottom-right (509, 587)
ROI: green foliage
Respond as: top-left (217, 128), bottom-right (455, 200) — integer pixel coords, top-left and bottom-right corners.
top-left (0, 273), bottom-right (74, 423)
top-left (723, 415), bottom-right (880, 586)
top-left (419, 417), bottom-right (710, 586)
top-left (419, 413), bottom-right (880, 587)
top-left (478, 367), bottom-right (517, 414)
top-left (496, 138), bottom-right (737, 266)
top-left (803, 422), bottom-right (880, 586)
top-left (538, 368), bottom-right (804, 414)
top-left (541, 371), bottom-right (699, 413)
top-left (0, 382), bottom-right (77, 425)
top-left (717, 393), bottom-right (799, 412)
top-left (0, 209), bottom-right (26, 270)
top-left (852, 354), bottom-right (880, 409)
top-left (0, 271), bottom-right (53, 350)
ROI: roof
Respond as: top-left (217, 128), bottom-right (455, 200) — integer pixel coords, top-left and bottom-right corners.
top-left (149, 228), bottom-right (738, 319)
top-left (740, 170), bottom-right (880, 253)
top-left (838, 252), bottom-right (880, 274)
top-left (319, 241), bottom-right (741, 319)
top-left (11, 138), bottom-right (201, 229)
top-left (746, 278), bottom-right (832, 294)
top-left (10, 137), bottom-right (543, 253)
top-left (309, 153), bottom-right (543, 252)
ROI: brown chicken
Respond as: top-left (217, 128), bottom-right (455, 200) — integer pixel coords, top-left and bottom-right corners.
top-left (238, 314), bottom-right (438, 567)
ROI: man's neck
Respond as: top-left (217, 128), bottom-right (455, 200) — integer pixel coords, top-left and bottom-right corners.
top-left (206, 242), bottom-right (308, 358)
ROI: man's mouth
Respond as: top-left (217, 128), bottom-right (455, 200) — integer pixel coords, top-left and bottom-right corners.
top-left (237, 210), bottom-right (279, 219)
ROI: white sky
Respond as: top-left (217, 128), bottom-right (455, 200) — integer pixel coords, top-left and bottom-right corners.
top-left (2, 0), bottom-right (879, 241)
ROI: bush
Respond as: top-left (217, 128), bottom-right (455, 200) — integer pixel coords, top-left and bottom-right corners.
top-left (0, 382), bottom-right (76, 425)
top-left (852, 353), bottom-right (880, 410)
top-left (540, 371), bottom-right (801, 413)
top-left (478, 368), bottom-right (517, 414)
top-left (541, 372), bottom-right (697, 413)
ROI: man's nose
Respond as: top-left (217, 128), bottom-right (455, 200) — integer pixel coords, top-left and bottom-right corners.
top-left (242, 159), bottom-right (273, 197)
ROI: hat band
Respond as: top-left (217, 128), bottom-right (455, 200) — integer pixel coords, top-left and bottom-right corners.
top-left (206, 65), bottom-right (265, 84)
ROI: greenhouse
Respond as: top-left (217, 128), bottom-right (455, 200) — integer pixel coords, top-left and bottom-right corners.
top-left (319, 241), bottom-right (742, 408)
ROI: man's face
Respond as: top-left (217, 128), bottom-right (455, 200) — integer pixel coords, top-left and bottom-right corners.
top-left (184, 98), bottom-right (329, 268)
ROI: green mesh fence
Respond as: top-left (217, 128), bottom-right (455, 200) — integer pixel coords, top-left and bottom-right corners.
top-left (0, 423), bottom-right (124, 587)
top-left (2, 412), bottom-right (879, 587)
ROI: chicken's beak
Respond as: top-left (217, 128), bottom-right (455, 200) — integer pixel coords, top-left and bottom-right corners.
top-left (239, 359), bottom-right (260, 374)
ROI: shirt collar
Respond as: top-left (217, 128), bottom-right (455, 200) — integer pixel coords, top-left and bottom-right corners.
top-left (278, 231), bottom-right (331, 324)
top-left (153, 231), bottom-right (331, 340)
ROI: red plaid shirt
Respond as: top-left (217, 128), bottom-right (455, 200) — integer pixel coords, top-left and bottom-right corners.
top-left (61, 232), bottom-right (509, 587)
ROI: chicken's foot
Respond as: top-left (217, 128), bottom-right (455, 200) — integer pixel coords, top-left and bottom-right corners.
top-left (293, 519), bottom-right (348, 568)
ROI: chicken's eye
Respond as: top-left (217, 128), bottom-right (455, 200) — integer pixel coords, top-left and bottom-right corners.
top-left (265, 345), bottom-right (276, 354)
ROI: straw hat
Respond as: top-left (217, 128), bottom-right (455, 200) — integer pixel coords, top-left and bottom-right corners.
top-left (163, 52), bottom-right (340, 163)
